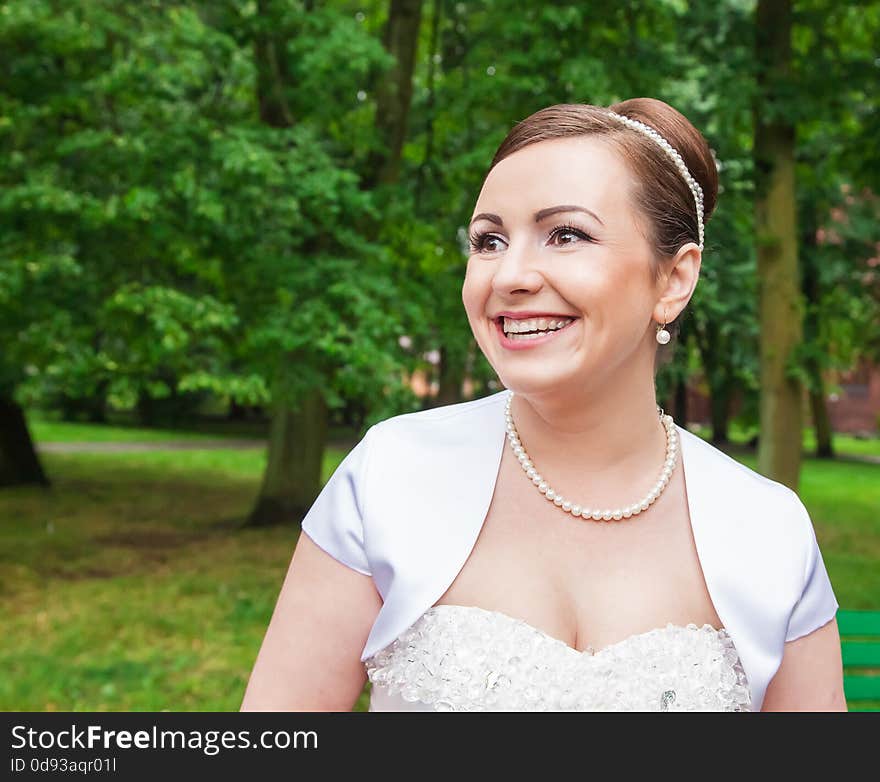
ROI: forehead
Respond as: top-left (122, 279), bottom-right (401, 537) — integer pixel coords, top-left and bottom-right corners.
top-left (475, 135), bottom-right (634, 220)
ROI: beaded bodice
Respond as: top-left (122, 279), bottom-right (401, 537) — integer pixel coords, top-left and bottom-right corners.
top-left (364, 604), bottom-right (752, 712)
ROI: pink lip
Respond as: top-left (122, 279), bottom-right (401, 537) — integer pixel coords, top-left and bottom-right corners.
top-left (493, 316), bottom-right (578, 351)
top-left (494, 310), bottom-right (579, 319)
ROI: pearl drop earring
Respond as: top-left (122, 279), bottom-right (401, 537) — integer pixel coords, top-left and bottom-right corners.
top-left (656, 312), bottom-right (671, 345)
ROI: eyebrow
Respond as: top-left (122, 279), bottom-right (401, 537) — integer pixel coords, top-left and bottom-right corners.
top-left (469, 204), bottom-right (604, 228)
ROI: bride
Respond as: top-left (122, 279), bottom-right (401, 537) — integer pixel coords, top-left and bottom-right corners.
top-left (240, 98), bottom-right (845, 712)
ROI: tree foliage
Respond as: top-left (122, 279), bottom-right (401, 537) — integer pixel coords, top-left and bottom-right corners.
top-left (1, 0), bottom-right (878, 492)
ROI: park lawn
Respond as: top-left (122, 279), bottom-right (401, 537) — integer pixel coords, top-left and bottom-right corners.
top-left (688, 421), bottom-right (880, 460)
top-left (30, 420), bottom-right (231, 444)
top-left (27, 415), bottom-right (267, 444)
top-left (26, 411), bottom-right (353, 446)
top-left (0, 438), bottom-right (877, 712)
top-left (801, 430), bottom-right (880, 459)
top-left (0, 446), bottom-right (369, 712)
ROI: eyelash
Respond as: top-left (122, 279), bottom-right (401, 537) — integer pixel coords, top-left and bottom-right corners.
top-left (468, 223), bottom-right (595, 253)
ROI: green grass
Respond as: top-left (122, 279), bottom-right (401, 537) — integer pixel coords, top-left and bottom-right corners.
top-left (27, 415), bottom-right (266, 444)
top-left (0, 447), bottom-right (345, 712)
top-left (27, 410), bottom-right (355, 445)
top-left (688, 422), bottom-right (880, 460)
top-left (801, 430), bottom-right (880, 459)
top-left (0, 437), bottom-right (876, 712)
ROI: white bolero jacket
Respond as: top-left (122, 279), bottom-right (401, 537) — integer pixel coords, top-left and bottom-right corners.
top-left (301, 389), bottom-right (839, 711)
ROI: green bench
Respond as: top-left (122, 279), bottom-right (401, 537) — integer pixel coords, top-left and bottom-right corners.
top-left (839, 609), bottom-right (880, 711)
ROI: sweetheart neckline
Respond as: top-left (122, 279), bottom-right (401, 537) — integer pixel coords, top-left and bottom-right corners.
top-left (425, 603), bottom-right (729, 658)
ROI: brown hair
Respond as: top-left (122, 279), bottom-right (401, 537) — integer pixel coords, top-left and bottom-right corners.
top-left (487, 98), bottom-right (718, 345)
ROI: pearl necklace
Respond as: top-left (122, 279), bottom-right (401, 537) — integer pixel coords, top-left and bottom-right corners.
top-left (504, 390), bottom-right (679, 522)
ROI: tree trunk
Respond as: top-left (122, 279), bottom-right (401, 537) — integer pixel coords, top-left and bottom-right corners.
top-left (435, 344), bottom-right (465, 406)
top-left (246, 389), bottom-right (328, 527)
top-left (754, 0), bottom-right (803, 489)
top-left (254, 0), bottom-right (294, 128)
top-left (366, 0), bottom-right (424, 187)
top-left (246, 0), bottom-right (423, 526)
top-left (691, 317), bottom-right (734, 445)
top-left (800, 205), bottom-right (834, 459)
top-left (59, 393), bottom-right (107, 423)
top-left (673, 375), bottom-right (688, 430)
top-left (808, 374), bottom-right (834, 458)
top-left (709, 385), bottom-right (731, 445)
top-left (136, 390), bottom-right (156, 427)
top-left (414, 0), bottom-right (441, 210)
top-left (0, 396), bottom-right (50, 488)
top-left (228, 399), bottom-right (248, 421)
top-left (246, 2), bottom-right (330, 527)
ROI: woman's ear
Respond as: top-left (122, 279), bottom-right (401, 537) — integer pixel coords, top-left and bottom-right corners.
top-left (655, 242), bottom-right (701, 322)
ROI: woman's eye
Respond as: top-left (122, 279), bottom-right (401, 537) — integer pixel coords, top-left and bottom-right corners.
top-left (470, 232), bottom-right (507, 253)
top-left (548, 225), bottom-right (593, 246)
top-left (469, 225), bottom-right (592, 253)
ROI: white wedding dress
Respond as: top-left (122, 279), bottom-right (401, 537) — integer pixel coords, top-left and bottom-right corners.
top-left (365, 604), bottom-right (752, 712)
top-left (300, 389), bottom-right (840, 711)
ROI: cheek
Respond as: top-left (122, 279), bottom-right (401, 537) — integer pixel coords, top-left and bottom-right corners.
top-left (551, 262), bottom-right (648, 334)
top-left (546, 265), bottom-right (609, 311)
top-left (580, 249), bottom-right (648, 293)
top-left (461, 264), bottom-right (488, 315)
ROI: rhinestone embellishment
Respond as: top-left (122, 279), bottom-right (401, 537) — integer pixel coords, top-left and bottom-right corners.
top-left (365, 605), bottom-right (752, 712)
top-left (660, 689), bottom-right (676, 711)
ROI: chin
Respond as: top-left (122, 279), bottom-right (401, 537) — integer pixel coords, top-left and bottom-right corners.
top-left (498, 370), bottom-right (583, 397)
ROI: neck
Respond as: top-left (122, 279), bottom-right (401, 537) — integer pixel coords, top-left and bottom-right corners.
top-left (505, 375), bottom-right (670, 504)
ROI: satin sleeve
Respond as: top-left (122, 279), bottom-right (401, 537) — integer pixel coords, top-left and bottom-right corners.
top-left (784, 492), bottom-right (839, 643)
top-left (299, 424), bottom-right (377, 577)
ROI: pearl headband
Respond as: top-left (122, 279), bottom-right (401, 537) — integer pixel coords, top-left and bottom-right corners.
top-left (606, 111), bottom-right (705, 251)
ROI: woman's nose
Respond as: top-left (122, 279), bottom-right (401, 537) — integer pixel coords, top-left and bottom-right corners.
top-left (491, 240), bottom-right (544, 296)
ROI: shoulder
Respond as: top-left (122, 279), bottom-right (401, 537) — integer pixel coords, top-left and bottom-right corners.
top-left (676, 425), bottom-right (817, 576)
top-left (677, 424), bottom-right (804, 504)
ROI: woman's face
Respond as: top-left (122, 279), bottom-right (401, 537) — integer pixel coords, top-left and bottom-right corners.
top-left (462, 134), bottom-right (667, 397)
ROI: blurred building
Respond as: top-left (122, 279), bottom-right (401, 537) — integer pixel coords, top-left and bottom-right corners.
top-left (825, 357), bottom-right (880, 434)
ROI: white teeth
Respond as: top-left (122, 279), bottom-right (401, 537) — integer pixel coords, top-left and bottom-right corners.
top-left (509, 332), bottom-right (546, 340)
top-left (502, 316), bottom-right (575, 334)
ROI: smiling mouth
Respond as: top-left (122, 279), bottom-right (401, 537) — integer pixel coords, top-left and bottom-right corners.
top-left (493, 315), bottom-right (580, 345)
